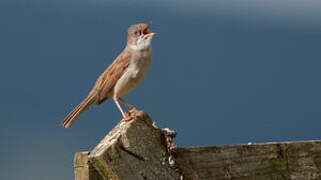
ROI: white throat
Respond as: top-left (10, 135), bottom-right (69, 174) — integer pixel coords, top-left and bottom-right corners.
top-left (129, 37), bottom-right (152, 51)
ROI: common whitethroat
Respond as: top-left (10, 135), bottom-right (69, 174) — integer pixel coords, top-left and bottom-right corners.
top-left (61, 23), bottom-right (156, 128)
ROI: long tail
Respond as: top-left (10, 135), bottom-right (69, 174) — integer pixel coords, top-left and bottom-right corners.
top-left (61, 94), bottom-right (96, 128)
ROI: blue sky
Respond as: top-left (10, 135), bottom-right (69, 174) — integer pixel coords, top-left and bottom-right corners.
top-left (1, 0), bottom-right (321, 179)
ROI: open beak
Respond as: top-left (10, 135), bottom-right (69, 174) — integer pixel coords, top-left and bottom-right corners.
top-left (142, 24), bottom-right (156, 39)
top-left (143, 32), bottom-right (156, 39)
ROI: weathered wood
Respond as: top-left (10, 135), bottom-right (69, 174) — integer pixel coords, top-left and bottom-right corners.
top-left (175, 141), bottom-right (321, 180)
top-left (74, 110), bottom-right (321, 180)
top-left (74, 110), bottom-right (181, 180)
top-left (74, 152), bottom-right (102, 180)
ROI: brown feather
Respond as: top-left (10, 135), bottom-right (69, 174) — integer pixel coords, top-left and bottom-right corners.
top-left (93, 49), bottom-right (131, 104)
top-left (61, 93), bottom-right (96, 128)
top-left (61, 49), bottom-right (131, 127)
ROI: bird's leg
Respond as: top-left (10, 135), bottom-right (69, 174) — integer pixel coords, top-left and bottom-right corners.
top-left (113, 96), bottom-right (135, 121)
top-left (119, 97), bottom-right (137, 116)
top-left (113, 96), bottom-right (127, 119)
top-left (119, 97), bottom-right (135, 109)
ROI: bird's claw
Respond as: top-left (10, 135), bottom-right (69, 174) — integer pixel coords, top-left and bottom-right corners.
top-left (121, 115), bottom-right (137, 122)
top-left (125, 107), bottom-right (137, 116)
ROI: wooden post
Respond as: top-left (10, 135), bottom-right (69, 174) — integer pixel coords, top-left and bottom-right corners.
top-left (74, 110), bottom-right (321, 180)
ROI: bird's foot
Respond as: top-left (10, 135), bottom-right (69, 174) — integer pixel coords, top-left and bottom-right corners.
top-left (125, 107), bottom-right (137, 116)
top-left (121, 115), bottom-right (137, 122)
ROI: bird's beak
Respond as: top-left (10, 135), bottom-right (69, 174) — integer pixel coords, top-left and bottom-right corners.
top-left (144, 32), bottom-right (156, 39)
top-left (142, 24), bottom-right (156, 39)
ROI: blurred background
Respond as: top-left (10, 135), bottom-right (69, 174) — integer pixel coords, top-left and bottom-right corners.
top-left (1, 0), bottom-right (321, 179)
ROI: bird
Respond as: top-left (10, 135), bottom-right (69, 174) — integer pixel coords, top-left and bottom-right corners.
top-left (61, 23), bottom-right (156, 128)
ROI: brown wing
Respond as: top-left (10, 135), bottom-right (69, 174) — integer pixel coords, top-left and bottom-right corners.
top-left (91, 49), bottom-right (131, 104)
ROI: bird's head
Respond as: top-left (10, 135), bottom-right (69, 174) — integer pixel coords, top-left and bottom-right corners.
top-left (127, 23), bottom-right (156, 50)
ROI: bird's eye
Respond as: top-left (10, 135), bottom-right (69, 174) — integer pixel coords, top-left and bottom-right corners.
top-left (135, 31), bottom-right (141, 36)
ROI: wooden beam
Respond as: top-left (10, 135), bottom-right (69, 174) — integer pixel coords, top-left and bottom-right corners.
top-left (175, 140), bottom-right (321, 179)
top-left (74, 110), bottom-right (321, 180)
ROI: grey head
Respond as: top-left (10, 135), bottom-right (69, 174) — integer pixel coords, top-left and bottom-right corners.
top-left (126, 23), bottom-right (156, 50)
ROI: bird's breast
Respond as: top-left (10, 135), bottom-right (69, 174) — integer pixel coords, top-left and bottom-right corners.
top-left (130, 49), bottom-right (152, 77)
top-left (113, 48), bottom-right (152, 97)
